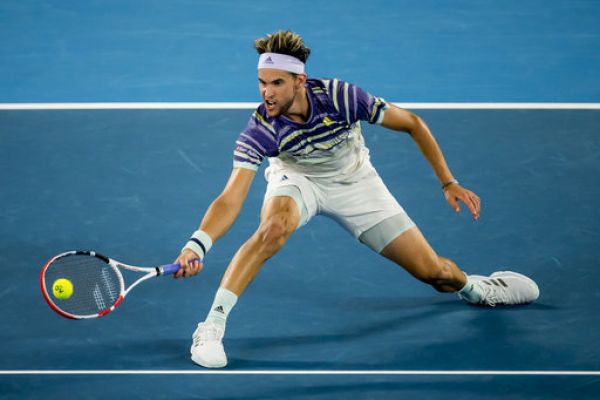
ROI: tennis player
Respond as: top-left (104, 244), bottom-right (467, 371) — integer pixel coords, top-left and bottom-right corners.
top-left (175, 31), bottom-right (539, 368)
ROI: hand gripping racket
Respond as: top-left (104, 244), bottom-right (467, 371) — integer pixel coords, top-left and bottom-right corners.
top-left (40, 250), bottom-right (181, 319)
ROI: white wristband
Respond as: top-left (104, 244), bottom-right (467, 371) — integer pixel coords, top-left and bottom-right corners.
top-left (182, 230), bottom-right (213, 259)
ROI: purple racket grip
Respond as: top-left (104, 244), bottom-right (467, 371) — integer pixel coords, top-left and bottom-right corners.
top-left (159, 263), bottom-right (182, 276)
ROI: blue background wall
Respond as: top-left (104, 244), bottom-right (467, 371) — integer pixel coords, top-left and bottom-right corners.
top-left (1, 0), bottom-right (599, 103)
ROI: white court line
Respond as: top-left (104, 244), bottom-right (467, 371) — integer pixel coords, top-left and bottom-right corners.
top-left (0, 103), bottom-right (259, 110)
top-left (1, 102), bottom-right (600, 110)
top-left (0, 370), bottom-right (599, 376)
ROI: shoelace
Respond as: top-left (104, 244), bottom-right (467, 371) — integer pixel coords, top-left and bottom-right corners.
top-left (478, 280), bottom-right (510, 307)
top-left (192, 323), bottom-right (223, 347)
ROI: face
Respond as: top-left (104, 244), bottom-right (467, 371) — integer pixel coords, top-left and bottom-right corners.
top-left (258, 68), bottom-right (304, 118)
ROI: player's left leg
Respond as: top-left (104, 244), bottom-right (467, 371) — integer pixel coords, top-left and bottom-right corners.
top-left (379, 225), bottom-right (467, 292)
top-left (336, 163), bottom-right (539, 306)
top-left (376, 224), bottom-right (539, 305)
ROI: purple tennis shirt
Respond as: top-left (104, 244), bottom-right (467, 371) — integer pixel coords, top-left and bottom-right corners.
top-left (234, 78), bottom-right (389, 178)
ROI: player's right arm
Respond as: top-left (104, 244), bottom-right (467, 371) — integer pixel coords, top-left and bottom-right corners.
top-left (197, 167), bottom-right (256, 241)
top-left (175, 167), bottom-right (256, 278)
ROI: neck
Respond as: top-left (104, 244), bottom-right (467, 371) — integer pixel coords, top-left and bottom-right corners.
top-left (284, 86), bottom-right (309, 123)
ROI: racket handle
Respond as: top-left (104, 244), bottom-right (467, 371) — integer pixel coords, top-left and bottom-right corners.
top-left (159, 263), bottom-right (182, 276)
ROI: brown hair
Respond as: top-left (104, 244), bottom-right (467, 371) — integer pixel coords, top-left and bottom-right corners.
top-left (254, 31), bottom-right (311, 63)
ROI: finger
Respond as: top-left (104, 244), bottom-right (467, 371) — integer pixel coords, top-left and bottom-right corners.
top-left (193, 259), bottom-right (203, 275)
top-left (194, 260), bottom-right (204, 275)
top-left (187, 259), bottom-right (199, 277)
top-left (464, 194), bottom-right (480, 219)
top-left (185, 259), bottom-right (195, 278)
top-left (471, 193), bottom-right (481, 216)
top-left (172, 259), bottom-right (180, 278)
top-left (460, 193), bottom-right (477, 217)
top-left (447, 195), bottom-right (460, 213)
top-left (173, 263), bottom-right (184, 279)
top-left (184, 259), bottom-right (202, 278)
top-left (472, 195), bottom-right (481, 217)
top-left (183, 261), bottom-right (192, 278)
top-left (180, 258), bottom-right (193, 278)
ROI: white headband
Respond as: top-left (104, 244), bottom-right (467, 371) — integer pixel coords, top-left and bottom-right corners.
top-left (258, 52), bottom-right (305, 75)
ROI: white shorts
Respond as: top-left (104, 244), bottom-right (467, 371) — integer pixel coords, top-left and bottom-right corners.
top-left (263, 160), bottom-right (416, 253)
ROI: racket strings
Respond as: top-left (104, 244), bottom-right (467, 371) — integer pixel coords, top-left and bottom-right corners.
top-left (44, 255), bottom-right (122, 317)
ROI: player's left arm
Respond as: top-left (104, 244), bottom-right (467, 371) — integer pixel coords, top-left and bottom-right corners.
top-left (380, 103), bottom-right (481, 220)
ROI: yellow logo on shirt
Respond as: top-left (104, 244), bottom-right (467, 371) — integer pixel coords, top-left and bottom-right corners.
top-left (322, 116), bottom-right (335, 126)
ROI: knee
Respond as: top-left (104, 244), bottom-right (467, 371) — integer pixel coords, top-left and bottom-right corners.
top-left (254, 214), bottom-right (295, 256)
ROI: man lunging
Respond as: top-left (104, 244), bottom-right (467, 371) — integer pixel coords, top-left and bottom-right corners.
top-left (174, 31), bottom-right (539, 368)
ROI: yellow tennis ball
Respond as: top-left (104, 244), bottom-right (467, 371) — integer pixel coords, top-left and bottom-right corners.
top-left (53, 278), bottom-right (73, 300)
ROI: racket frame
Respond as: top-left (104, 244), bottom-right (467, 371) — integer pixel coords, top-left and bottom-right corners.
top-left (40, 250), bottom-right (180, 319)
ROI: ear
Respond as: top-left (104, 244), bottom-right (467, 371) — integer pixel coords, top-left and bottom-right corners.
top-left (295, 73), bottom-right (307, 87)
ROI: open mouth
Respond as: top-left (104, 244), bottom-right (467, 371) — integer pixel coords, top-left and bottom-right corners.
top-left (265, 100), bottom-right (276, 111)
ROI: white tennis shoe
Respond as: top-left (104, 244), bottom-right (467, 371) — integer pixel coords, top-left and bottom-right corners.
top-left (190, 321), bottom-right (227, 368)
top-left (460, 271), bottom-right (540, 306)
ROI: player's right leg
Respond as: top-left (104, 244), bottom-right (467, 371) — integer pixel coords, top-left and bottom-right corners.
top-left (221, 194), bottom-right (301, 295)
top-left (191, 194), bottom-right (302, 368)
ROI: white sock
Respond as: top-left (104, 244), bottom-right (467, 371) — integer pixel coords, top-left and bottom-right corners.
top-left (458, 276), bottom-right (484, 304)
top-left (205, 287), bottom-right (238, 329)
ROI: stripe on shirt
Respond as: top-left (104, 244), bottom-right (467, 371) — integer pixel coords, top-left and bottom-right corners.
top-left (343, 81), bottom-right (350, 125)
top-left (235, 140), bottom-right (264, 158)
top-left (233, 160), bottom-right (260, 171)
top-left (369, 98), bottom-right (387, 124)
top-left (332, 79), bottom-right (340, 112)
top-left (279, 119), bottom-right (341, 150)
top-left (239, 132), bottom-right (269, 154)
top-left (352, 85), bottom-right (359, 122)
top-left (253, 111), bottom-right (276, 134)
top-left (234, 149), bottom-right (261, 165)
top-left (285, 125), bottom-right (348, 154)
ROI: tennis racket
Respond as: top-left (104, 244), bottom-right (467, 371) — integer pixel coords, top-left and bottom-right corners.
top-left (40, 250), bottom-right (181, 319)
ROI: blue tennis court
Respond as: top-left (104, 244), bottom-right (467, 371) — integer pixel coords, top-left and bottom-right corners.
top-left (1, 1), bottom-right (600, 399)
top-left (2, 108), bottom-right (599, 398)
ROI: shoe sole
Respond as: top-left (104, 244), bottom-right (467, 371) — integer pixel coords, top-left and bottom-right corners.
top-left (191, 352), bottom-right (227, 369)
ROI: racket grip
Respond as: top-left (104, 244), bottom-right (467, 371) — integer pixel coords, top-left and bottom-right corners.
top-left (159, 263), bottom-right (182, 276)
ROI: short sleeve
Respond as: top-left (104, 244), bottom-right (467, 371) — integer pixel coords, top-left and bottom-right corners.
top-left (233, 110), bottom-right (279, 170)
top-left (327, 79), bottom-right (389, 125)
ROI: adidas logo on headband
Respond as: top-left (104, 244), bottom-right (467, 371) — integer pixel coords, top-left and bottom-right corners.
top-left (258, 53), bottom-right (305, 74)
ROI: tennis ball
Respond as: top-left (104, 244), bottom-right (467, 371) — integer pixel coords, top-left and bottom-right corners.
top-left (53, 278), bottom-right (73, 300)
